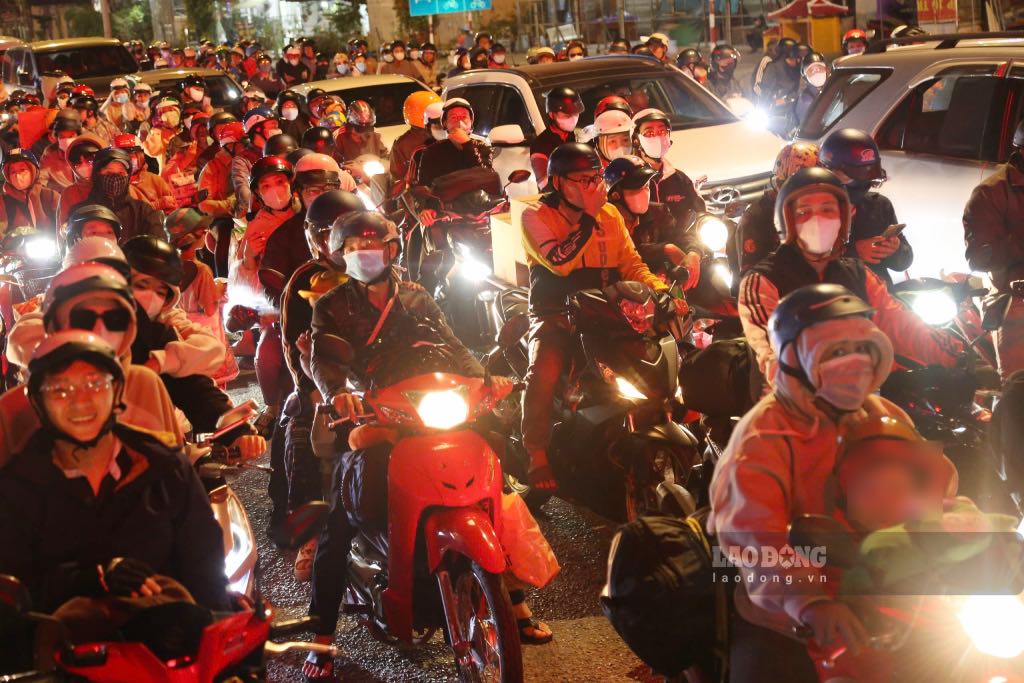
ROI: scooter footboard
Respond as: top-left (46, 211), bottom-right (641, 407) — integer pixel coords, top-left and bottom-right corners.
top-left (423, 507), bottom-right (506, 575)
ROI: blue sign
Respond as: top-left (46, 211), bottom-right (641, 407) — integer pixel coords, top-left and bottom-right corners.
top-left (409, 0), bottom-right (491, 17)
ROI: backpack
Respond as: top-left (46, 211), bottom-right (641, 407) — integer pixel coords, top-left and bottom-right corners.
top-left (600, 512), bottom-right (730, 679)
top-left (678, 338), bottom-right (757, 417)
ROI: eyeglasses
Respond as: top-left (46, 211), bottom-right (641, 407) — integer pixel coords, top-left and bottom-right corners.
top-left (565, 174), bottom-right (604, 188)
top-left (68, 307), bottom-right (132, 332)
top-left (639, 129), bottom-right (669, 138)
top-left (40, 375), bottom-right (115, 401)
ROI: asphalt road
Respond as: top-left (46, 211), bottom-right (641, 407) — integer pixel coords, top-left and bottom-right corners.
top-left (227, 379), bottom-right (658, 683)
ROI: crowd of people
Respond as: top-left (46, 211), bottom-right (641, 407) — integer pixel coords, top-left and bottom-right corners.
top-left (0, 24), bottom-right (1019, 683)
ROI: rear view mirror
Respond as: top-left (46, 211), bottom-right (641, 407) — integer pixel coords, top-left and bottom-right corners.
top-left (283, 501), bottom-right (330, 550)
top-left (0, 574), bottom-right (31, 614)
top-left (488, 123), bottom-right (526, 146)
top-left (507, 169), bottom-right (532, 185)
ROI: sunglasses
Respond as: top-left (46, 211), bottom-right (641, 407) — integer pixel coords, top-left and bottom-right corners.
top-left (68, 307), bottom-right (132, 332)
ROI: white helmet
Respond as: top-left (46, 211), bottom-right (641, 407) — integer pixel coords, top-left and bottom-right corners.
top-left (62, 236), bottom-right (128, 272)
top-left (594, 109), bottom-right (633, 136)
top-left (424, 101), bottom-right (444, 126)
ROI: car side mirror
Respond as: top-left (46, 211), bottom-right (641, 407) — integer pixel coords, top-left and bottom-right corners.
top-left (488, 123), bottom-right (525, 147)
top-left (507, 169), bottom-right (532, 185)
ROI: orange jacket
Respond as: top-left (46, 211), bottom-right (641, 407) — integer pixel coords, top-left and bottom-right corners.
top-left (38, 144), bottom-right (74, 194)
top-left (130, 170), bottom-right (176, 213)
top-left (57, 180), bottom-right (91, 228)
top-left (196, 147), bottom-right (235, 217)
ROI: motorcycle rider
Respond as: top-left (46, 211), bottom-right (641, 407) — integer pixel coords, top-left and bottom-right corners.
top-left (38, 110), bottom-right (82, 194)
top-left (70, 94), bottom-right (119, 146)
top-left (819, 128), bottom-right (912, 287)
top-left (520, 142), bottom-right (687, 491)
top-left (531, 86), bottom-right (583, 188)
top-left (99, 77), bottom-right (139, 134)
top-left (390, 90), bottom-right (441, 183)
top-left (709, 283), bottom-right (918, 682)
top-left (414, 98), bottom-right (492, 189)
top-left (842, 28), bottom-right (869, 56)
top-left (964, 119), bottom-right (1024, 380)
top-left (631, 108), bottom-right (706, 237)
top-left (277, 89), bottom-right (309, 142)
top-left (707, 44), bottom-right (742, 99)
top-left (0, 147), bottom-right (58, 236)
top-left (738, 167), bottom-right (962, 383)
top-left (67, 148), bottom-right (165, 244)
top-left (412, 42), bottom-right (439, 87)
top-left (113, 134), bottom-right (176, 213)
top-left (592, 108), bottom-right (634, 166)
top-left (335, 99), bottom-right (388, 163)
top-left (736, 141), bottom-right (819, 276)
top-left (757, 37), bottom-right (800, 110)
top-left (675, 48), bottom-right (703, 81)
top-left (233, 107), bottom-right (280, 215)
top-left (0, 331), bottom-right (230, 642)
top-left (57, 135), bottom-right (104, 227)
top-left (280, 45), bottom-right (312, 87)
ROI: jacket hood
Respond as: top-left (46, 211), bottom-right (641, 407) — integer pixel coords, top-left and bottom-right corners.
top-left (774, 315), bottom-right (894, 424)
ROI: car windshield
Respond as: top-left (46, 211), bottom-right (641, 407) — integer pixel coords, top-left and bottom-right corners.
top-left (575, 75), bottom-right (734, 129)
top-left (799, 69), bottom-right (891, 138)
top-left (323, 81), bottom-right (429, 126)
top-left (34, 45), bottom-right (137, 79)
top-left (149, 75), bottom-right (241, 107)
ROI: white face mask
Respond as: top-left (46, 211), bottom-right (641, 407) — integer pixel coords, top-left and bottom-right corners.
top-left (493, 54), bottom-right (506, 64)
top-left (796, 215), bottom-right (841, 255)
top-left (383, 54), bottom-right (395, 63)
top-left (430, 126), bottom-right (447, 141)
top-left (600, 137), bottom-right (629, 161)
top-left (261, 185), bottom-right (292, 210)
top-left (638, 134), bottom-right (671, 160)
top-left (554, 113), bottom-right (578, 133)
top-left (188, 87), bottom-right (204, 103)
top-left (134, 287), bottom-right (165, 320)
top-left (113, 92), bottom-right (129, 104)
top-left (336, 63), bottom-right (349, 74)
top-left (281, 106), bottom-right (299, 121)
top-left (847, 44), bottom-right (865, 56)
top-left (355, 62), bottom-right (366, 73)
top-left (342, 249), bottom-right (388, 282)
top-left (815, 352), bottom-right (875, 411)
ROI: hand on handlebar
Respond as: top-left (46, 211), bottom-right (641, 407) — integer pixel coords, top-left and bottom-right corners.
top-left (231, 434), bottom-right (267, 461)
top-left (331, 392), bottom-right (365, 424)
top-left (799, 600), bottom-right (868, 657)
top-left (100, 557), bottom-right (161, 598)
top-left (489, 375), bottom-right (515, 400)
top-left (419, 209), bottom-right (438, 227)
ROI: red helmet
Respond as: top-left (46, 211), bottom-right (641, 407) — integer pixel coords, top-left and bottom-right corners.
top-left (594, 95), bottom-right (632, 118)
top-left (249, 155), bottom-right (294, 192)
top-left (113, 133), bottom-right (141, 151)
top-left (215, 121), bottom-right (245, 145)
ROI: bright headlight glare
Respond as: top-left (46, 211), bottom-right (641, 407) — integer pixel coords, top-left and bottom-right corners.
top-left (699, 217), bottom-right (729, 253)
top-left (362, 159), bottom-right (386, 177)
top-left (911, 290), bottom-right (957, 326)
top-left (958, 595), bottom-right (1024, 658)
top-left (356, 187), bottom-right (376, 210)
top-left (461, 254), bottom-right (491, 282)
top-left (25, 236), bottom-right (57, 261)
top-left (713, 261), bottom-right (733, 289)
top-left (416, 390), bottom-right (469, 429)
top-left (615, 376), bottom-right (646, 400)
top-left (745, 107), bottom-right (770, 130)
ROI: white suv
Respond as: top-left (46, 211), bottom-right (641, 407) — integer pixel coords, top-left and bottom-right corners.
top-left (796, 33), bottom-right (1024, 277)
top-left (443, 55), bottom-right (782, 211)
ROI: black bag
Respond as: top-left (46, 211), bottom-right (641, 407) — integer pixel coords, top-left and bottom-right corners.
top-left (600, 512), bottom-right (728, 678)
top-left (679, 338), bottom-right (757, 417)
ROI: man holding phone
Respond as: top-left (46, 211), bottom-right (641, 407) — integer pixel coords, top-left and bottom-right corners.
top-left (819, 128), bottom-right (913, 288)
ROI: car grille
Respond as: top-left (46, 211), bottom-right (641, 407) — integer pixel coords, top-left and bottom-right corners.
top-left (701, 172), bottom-right (772, 214)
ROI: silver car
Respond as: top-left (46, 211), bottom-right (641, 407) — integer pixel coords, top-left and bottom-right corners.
top-left (797, 33), bottom-right (1024, 277)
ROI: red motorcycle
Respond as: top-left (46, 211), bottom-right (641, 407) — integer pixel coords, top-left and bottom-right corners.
top-left (0, 503), bottom-right (333, 682)
top-left (338, 371), bottom-right (524, 682)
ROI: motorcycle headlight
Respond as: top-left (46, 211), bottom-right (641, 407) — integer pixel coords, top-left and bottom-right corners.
top-left (910, 290), bottom-right (957, 326)
top-left (958, 595), bottom-right (1024, 659)
top-left (362, 159), bottom-right (386, 177)
top-left (615, 376), bottom-right (647, 401)
top-left (744, 107), bottom-right (770, 130)
top-left (223, 494), bottom-right (253, 586)
top-left (712, 261), bottom-right (733, 289)
top-left (24, 236), bottom-right (57, 262)
top-left (698, 216), bottom-right (729, 254)
top-left (457, 244), bottom-right (491, 282)
top-left (415, 390), bottom-right (469, 430)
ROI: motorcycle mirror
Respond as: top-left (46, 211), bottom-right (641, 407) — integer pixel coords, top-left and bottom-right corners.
top-left (497, 312), bottom-right (530, 350)
top-left (787, 514), bottom-right (860, 569)
top-left (507, 169), bottom-right (532, 185)
top-left (257, 268), bottom-right (286, 296)
top-left (0, 574), bottom-right (31, 614)
top-left (217, 399), bottom-right (259, 429)
top-left (282, 501), bottom-right (330, 551)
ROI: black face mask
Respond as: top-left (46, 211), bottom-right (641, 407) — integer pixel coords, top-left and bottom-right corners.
top-left (98, 173), bottom-right (130, 200)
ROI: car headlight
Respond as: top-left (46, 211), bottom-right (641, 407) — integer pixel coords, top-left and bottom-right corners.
top-left (24, 236), bottom-right (57, 261)
top-left (415, 390), bottom-right (469, 430)
top-left (910, 290), bottom-right (957, 326)
top-left (362, 159), bottom-right (386, 177)
top-left (744, 107), bottom-right (770, 130)
top-left (614, 376), bottom-right (647, 401)
top-left (698, 216), bottom-right (729, 254)
top-left (958, 595), bottom-right (1024, 658)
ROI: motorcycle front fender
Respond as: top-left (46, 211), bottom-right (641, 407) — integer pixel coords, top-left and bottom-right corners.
top-left (640, 420), bottom-right (699, 450)
top-left (423, 507), bottom-right (506, 575)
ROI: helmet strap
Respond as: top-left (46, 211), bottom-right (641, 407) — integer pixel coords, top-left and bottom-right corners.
top-left (776, 341), bottom-right (817, 394)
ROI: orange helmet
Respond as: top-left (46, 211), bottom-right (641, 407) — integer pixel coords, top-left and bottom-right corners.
top-left (403, 90), bottom-right (442, 129)
top-left (772, 141), bottom-right (819, 190)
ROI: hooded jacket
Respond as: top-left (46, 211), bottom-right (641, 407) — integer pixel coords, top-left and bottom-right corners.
top-left (707, 316), bottom-right (956, 634)
top-left (963, 155), bottom-right (1024, 292)
top-left (129, 169), bottom-right (177, 213)
top-left (39, 143), bottom-right (76, 194)
top-left (0, 180), bottom-right (58, 237)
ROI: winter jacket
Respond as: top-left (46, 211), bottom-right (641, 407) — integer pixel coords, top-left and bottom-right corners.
top-left (650, 158), bottom-right (706, 237)
top-left (335, 131), bottom-right (388, 164)
top-left (378, 59), bottom-right (419, 79)
top-left (0, 182), bottom-right (58, 237)
top-left (845, 191), bottom-right (913, 287)
top-left (414, 60), bottom-right (440, 88)
top-left (735, 190), bottom-right (781, 276)
top-left (129, 170), bottom-right (177, 213)
top-left (414, 138), bottom-right (492, 188)
top-left (739, 242), bottom-right (963, 380)
top-left (230, 145), bottom-right (262, 215)
top-left (197, 146), bottom-right (236, 217)
top-left (963, 156), bottom-right (1024, 292)
top-left (389, 127), bottom-right (431, 183)
top-left (68, 187), bottom-right (165, 243)
top-left (758, 60), bottom-right (800, 107)
top-left (0, 424), bottom-right (228, 613)
top-left (144, 306), bottom-right (224, 377)
top-left (260, 213), bottom-right (312, 302)
top-left (57, 180), bottom-right (91, 227)
top-left (522, 195), bottom-right (667, 316)
top-left (281, 260), bottom-right (325, 394)
top-left (39, 144), bottom-right (75, 194)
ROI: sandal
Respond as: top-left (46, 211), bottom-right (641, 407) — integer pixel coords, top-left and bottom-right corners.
top-left (302, 650), bottom-right (335, 681)
top-left (294, 537), bottom-right (317, 582)
top-left (528, 463), bottom-right (559, 493)
top-left (517, 616), bottom-right (553, 645)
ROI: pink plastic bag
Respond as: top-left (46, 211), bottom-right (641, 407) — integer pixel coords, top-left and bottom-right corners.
top-left (499, 493), bottom-right (561, 588)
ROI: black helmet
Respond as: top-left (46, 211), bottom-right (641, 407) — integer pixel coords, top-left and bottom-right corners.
top-left (776, 37), bottom-right (798, 60)
top-left (276, 89), bottom-right (302, 108)
top-left (70, 94), bottom-right (99, 114)
top-left (609, 38), bottom-right (630, 53)
top-left (475, 31), bottom-right (492, 45)
top-left (264, 132), bottom-right (298, 158)
top-left (66, 204), bottom-right (122, 245)
top-left (710, 44), bottom-right (739, 71)
top-left (122, 235), bottom-right (183, 287)
top-left (768, 283), bottom-right (873, 361)
top-left (306, 189), bottom-right (362, 231)
top-left (208, 111), bottom-right (238, 138)
top-left (301, 126), bottom-right (334, 152)
top-left (890, 24), bottom-right (927, 39)
top-left (819, 128), bottom-right (884, 182)
top-left (180, 74), bottom-right (205, 90)
top-left (802, 51), bottom-right (827, 69)
top-left (675, 48), bottom-right (702, 68)
top-left (327, 210), bottom-right (401, 268)
top-left (287, 147), bottom-right (314, 166)
top-left (774, 167), bottom-right (852, 248)
top-left (67, 138), bottom-right (102, 166)
top-left (544, 86), bottom-right (584, 116)
top-left (91, 147), bottom-right (132, 176)
top-left (547, 142), bottom-right (602, 180)
top-left (1014, 118), bottom-right (1024, 149)
top-left (603, 155), bottom-right (658, 196)
top-left (52, 109), bottom-right (83, 134)
top-left (249, 155), bottom-right (294, 192)
top-left (421, 42), bottom-right (436, 53)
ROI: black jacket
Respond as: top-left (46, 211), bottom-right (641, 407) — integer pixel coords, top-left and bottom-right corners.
top-left (0, 424), bottom-right (228, 613)
top-left (69, 189), bottom-right (166, 243)
top-left (651, 165), bottom-right (706, 238)
top-left (260, 213), bottom-right (312, 303)
top-left (845, 191), bottom-right (913, 287)
top-left (310, 276), bottom-right (483, 398)
top-left (748, 241), bottom-right (869, 302)
top-left (281, 260), bottom-right (324, 395)
top-left (415, 138), bottom-right (492, 189)
top-left (735, 190), bottom-right (781, 276)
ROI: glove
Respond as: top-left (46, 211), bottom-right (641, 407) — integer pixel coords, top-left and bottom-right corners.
top-left (101, 558), bottom-right (158, 597)
top-left (226, 305), bottom-right (259, 332)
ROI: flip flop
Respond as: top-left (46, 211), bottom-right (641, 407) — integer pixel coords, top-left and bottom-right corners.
top-left (528, 463), bottom-right (558, 493)
top-left (517, 616), bottom-right (554, 645)
top-left (302, 650), bottom-right (335, 682)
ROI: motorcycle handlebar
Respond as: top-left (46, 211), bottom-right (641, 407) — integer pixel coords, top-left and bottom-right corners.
top-left (269, 615), bottom-right (322, 639)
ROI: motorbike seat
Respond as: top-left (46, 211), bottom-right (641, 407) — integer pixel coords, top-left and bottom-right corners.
top-left (119, 602), bottom-right (213, 663)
